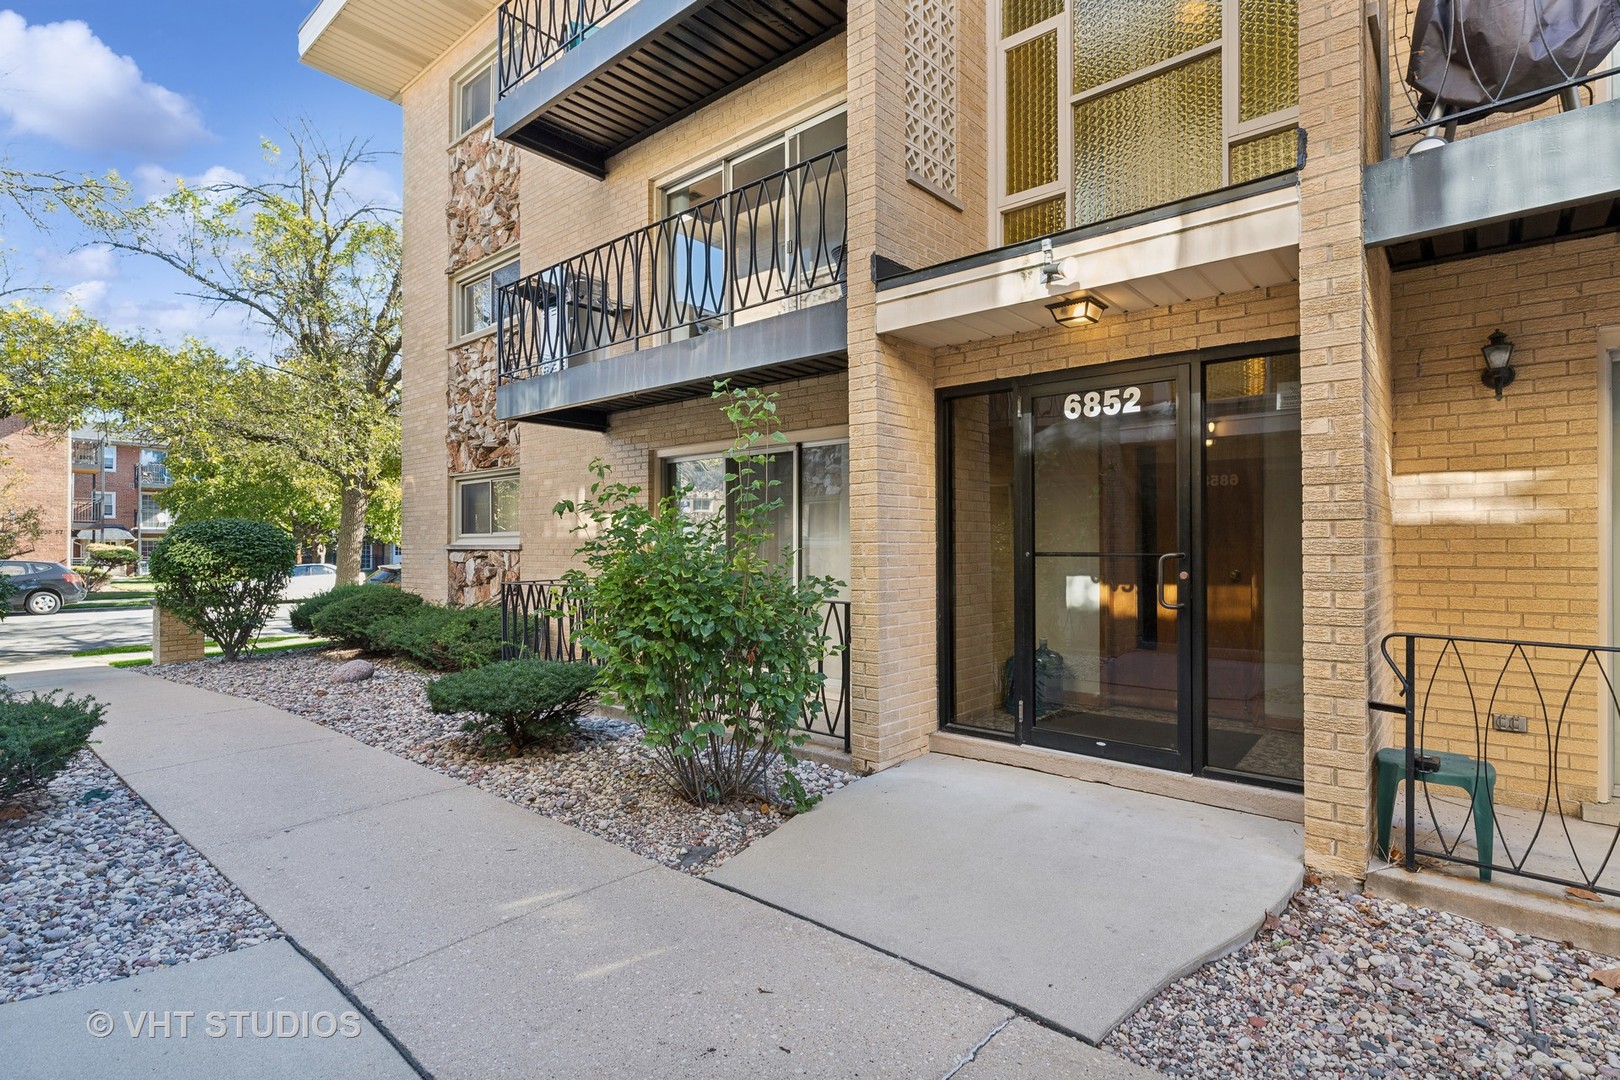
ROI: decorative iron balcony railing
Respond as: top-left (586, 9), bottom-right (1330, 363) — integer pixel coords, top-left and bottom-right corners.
top-left (497, 147), bottom-right (847, 384)
top-left (500, 579), bottom-right (852, 751)
top-left (1373, 632), bottom-right (1620, 898)
top-left (497, 0), bottom-right (632, 96)
top-left (1384, 1), bottom-right (1620, 152)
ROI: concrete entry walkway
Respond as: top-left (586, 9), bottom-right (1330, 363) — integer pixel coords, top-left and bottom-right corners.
top-left (710, 753), bottom-right (1305, 1042)
top-left (3, 667), bottom-right (1163, 1078)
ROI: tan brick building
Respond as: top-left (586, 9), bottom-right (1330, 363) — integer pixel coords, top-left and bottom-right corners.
top-left (301, 0), bottom-right (1620, 892)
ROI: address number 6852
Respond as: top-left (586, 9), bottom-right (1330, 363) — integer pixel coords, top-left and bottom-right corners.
top-left (1063, 386), bottom-right (1142, 419)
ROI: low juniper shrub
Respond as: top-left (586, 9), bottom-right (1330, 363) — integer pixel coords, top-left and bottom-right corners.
top-left (0, 690), bottom-right (107, 802)
top-left (308, 587), bottom-right (425, 649)
top-left (426, 659), bottom-right (599, 754)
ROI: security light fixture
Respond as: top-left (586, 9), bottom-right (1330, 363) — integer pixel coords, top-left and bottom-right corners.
top-left (1480, 328), bottom-right (1516, 399)
top-left (1039, 238), bottom-right (1063, 284)
top-left (1047, 293), bottom-right (1107, 328)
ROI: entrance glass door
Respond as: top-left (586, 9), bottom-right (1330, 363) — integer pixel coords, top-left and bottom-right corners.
top-left (1024, 371), bottom-right (1192, 768)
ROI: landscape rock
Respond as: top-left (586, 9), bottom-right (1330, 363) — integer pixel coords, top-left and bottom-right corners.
top-left (329, 659), bottom-right (375, 684)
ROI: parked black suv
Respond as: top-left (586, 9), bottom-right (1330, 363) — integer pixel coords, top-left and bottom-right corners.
top-left (1, 560), bottom-right (89, 615)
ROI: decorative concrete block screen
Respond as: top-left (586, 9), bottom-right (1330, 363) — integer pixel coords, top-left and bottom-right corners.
top-left (904, 0), bottom-right (958, 201)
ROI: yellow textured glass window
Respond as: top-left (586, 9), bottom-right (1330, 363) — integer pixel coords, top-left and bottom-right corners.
top-left (1239, 0), bottom-right (1298, 120)
top-left (1002, 196), bottom-right (1068, 244)
top-left (1072, 0), bottom-right (1220, 94)
top-left (1229, 128), bottom-right (1298, 183)
top-left (1003, 0), bottom-right (1063, 38)
top-left (1073, 53), bottom-right (1222, 226)
top-left (1006, 31), bottom-right (1060, 196)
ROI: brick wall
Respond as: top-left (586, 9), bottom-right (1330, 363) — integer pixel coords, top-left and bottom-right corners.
top-left (0, 420), bottom-right (68, 562)
top-left (1387, 232), bottom-right (1619, 808)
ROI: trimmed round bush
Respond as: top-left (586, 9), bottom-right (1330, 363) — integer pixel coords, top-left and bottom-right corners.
top-left (426, 659), bottom-right (599, 754)
top-left (309, 587), bottom-right (424, 648)
top-left (149, 519), bottom-right (297, 660)
top-left (290, 583), bottom-right (369, 634)
top-left (1, 690), bottom-right (106, 802)
top-left (378, 604), bottom-right (503, 672)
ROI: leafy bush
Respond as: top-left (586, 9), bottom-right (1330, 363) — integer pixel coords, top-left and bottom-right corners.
top-left (426, 659), bottom-right (599, 753)
top-left (0, 690), bottom-right (106, 802)
top-left (309, 586), bottom-right (424, 648)
top-left (0, 575), bottom-right (14, 620)
top-left (555, 385), bottom-right (839, 809)
top-left (289, 583), bottom-right (369, 633)
top-left (379, 603), bottom-right (503, 672)
top-left (149, 519), bottom-right (297, 660)
top-left (76, 542), bottom-right (140, 594)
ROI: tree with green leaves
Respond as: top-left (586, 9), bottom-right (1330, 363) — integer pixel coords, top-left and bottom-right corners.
top-left (56, 124), bottom-right (402, 584)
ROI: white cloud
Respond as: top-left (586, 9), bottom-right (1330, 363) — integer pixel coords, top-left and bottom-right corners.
top-left (131, 162), bottom-right (248, 201)
top-left (42, 245), bottom-right (119, 282)
top-left (338, 161), bottom-right (402, 211)
top-left (0, 12), bottom-right (210, 156)
top-left (56, 278), bottom-right (109, 311)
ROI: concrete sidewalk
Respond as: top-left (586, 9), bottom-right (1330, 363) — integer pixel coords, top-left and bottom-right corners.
top-left (2, 667), bottom-right (1160, 1079)
top-left (711, 753), bottom-right (1304, 1042)
top-left (0, 941), bottom-right (418, 1080)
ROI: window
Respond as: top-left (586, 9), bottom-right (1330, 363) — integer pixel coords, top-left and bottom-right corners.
top-left (455, 472), bottom-right (521, 539)
top-left (95, 491), bottom-right (116, 518)
top-left (140, 494), bottom-right (170, 529)
top-left (456, 62), bottom-right (494, 137)
top-left (457, 257), bottom-right (521, 338)
top-left (102, 444), bottom-right (117, 471)
top-left (995, 0), bottom-right (1298, 244)
top-left (663, 440), bottom-right (849, 595)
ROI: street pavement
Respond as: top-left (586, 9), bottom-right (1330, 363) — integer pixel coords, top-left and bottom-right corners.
top-left (0, 603), bottom-right (298, 670)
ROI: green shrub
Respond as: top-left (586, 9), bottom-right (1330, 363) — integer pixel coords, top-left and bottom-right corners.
top-left (309, 586), bottom-right (424, 648)
top-left (426, 659), bottom-right (599, 753)
top-left (0, 690), bottom-right (106, 802)
top-left (77, 543), bottom-right (140, 594)
top-left (289, 583), bottom-right (369, 634)
top-left (554, 385), bottom-right (839, 809)
top-left (149, 519), bottom-right (297, 660)
top-left (379, 604), bottom-right (503, 672)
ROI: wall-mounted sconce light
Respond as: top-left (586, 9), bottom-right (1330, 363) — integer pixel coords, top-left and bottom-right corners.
top-left (1046, 293), bottom-right (1107, 328)
top-left (1480, 329), bottom-right (1515, 399)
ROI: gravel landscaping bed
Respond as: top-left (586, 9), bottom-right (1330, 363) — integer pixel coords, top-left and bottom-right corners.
top-left (147, 650), bottom-right (855, 876)
top-left (1105, 881), bottom-right (1620, 1079)
top-left (1, 752), bottom-right (280, 1004)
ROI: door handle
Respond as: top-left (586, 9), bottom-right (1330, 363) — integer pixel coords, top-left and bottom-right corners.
top-left (1157, 552), bottom-right (1187, 611)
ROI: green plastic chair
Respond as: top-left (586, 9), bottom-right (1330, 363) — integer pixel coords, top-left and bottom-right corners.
top-left (1374, 747), bottom-right (1496, 882)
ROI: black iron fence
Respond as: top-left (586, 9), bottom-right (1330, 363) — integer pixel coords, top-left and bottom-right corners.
top-left (1373, 633), bottom-right (1620, 897)
top-left (500, 579), bottom-right (852, 750)
top-left (497, 147), bottom-right (847, 383)
top-left (1383, 0), bottom-right (1620, 149)
top-left (497, 0), bottom-right (631, 95)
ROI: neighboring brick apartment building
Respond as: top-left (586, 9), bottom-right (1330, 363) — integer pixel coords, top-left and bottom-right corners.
top-left (0, 418), bottom-right (70, 561)
top-left (1, 424), bottom-right (171, 564)
top-left (300, 0), bottom-right (1620, 887)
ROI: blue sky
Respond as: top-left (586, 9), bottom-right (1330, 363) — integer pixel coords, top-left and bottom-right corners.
top-left (0, 2), bottom-right (403, 354)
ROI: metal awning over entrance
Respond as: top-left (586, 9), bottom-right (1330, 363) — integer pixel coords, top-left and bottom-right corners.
top-left (875, 177), bottom-right (1300, 349)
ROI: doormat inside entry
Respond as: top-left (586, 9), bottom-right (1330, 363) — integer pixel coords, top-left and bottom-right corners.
top-left (1038, 709), bottom-right (1262, 763)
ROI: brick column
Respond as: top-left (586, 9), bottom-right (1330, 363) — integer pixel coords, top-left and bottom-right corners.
top-left (152, 607), bottom-right (205, 665)
top-left (1296, 1), bottom-right (1398, 879)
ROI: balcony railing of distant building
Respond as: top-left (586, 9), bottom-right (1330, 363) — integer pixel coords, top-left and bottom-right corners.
top-left (71, 442), bottom-right (102, 471)
top-left (1382, 1), bottom-right (1620, 154)
top-left (139, 511), bottom-right (173, 531)
top-left (497, 0), bottom-right (631, 95)
top-left (497, 147), bottom-right (847, 384)
top-left (1371, 633), bottom-right (1620, 898)
top-left (500, 579), bottom-right (853, 751)
top-left (139, 463), bottom-right (172, 487)
top-left (72, 500), bottom-right (109, 525)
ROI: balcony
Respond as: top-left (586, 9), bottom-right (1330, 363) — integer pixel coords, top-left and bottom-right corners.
top-left (71, 441), bottom-right (102, 472)
top-left (72, 500), bottom-right (108, 526)
top-left (1366, 7), bottom-right (1620, 267)
top-left (139, 463), bottom-right (173, 487)
top-left (494, 0), bottom-right (846, 176)
top-left (496, 147), bottom-right (847, 429)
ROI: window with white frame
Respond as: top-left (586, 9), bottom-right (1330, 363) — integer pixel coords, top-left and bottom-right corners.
top-left (102, 443), bottom-right (117, 471)
top-left (662, 439), bottom-right (849, 596)
top-left (455, 471), bottom-right (520, 540)
top-left (456, 60), bottom-right (494, 137)
top-left (457, 256), bottom-right (521, 338)
top-left (995, 0), bottom-right (1298, 245)
top-left (95, 491), bottom-right (116, 518)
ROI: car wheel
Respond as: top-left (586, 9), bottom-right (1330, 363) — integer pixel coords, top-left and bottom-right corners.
top-left (25, 590), bottom-right (62, 616)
